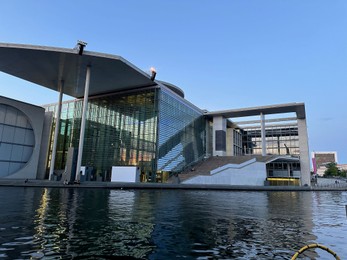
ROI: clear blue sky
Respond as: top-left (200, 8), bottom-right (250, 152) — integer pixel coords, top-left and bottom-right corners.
top-left (1, 0), bottom-right (347, 163)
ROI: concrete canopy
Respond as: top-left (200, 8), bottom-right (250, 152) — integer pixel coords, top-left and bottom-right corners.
top-left (0, 43), bottom-right (156, 98)
top-left (205, 103), bottom-right (306, 119)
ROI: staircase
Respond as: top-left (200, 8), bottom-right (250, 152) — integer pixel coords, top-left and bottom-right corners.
top-left (167, 155), bottom-right (279, 183)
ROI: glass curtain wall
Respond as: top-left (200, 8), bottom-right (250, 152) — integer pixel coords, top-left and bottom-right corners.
top-left (233, 129), bottom-right (243, 155)
top-left (45, 86), bottom-right (206, 181)
top-left (157, 87), bottom-right (205, 174)
top-left (44, 88), bottom-right (158, 181)
top-left (242, 124), bottom-right (299, 156)
top-left (44, 101), bottom-right (75, 172)
top-left (241, 122), bottom-right (301, 185)
top-left (266, 125), bottom-right (299, 156)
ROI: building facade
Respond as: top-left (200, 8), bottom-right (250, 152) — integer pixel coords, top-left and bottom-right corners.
top-left (203, 104), bottom-right (310, 186)
top-left (0, 42), bottom-right (311, 186)
top-left (43, 85), bottom-right (206, 182)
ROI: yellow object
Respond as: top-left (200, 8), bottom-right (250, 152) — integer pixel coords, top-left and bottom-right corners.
top-left (267, 177), bottom-right (300, 186)
top-left (291, 243), bottom-right (340, 260)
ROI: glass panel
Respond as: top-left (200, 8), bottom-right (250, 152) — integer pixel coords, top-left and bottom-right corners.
top-left (242, 123), bottom-right (300, 157)
top-left (157, 87), bottom-right (205, 173)
top-left (44, 89), bottom-right (158, 181)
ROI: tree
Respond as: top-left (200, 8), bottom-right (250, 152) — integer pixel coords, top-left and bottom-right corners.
top-left (323, 162), bottom-right (339, 177)
top-left (324, 162), bottom-right (347, 178)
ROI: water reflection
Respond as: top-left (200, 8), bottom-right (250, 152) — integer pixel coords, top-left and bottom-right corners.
top-left (311, 191), bottom-right (347, 259)
top-left (0, 188), bottom-right (346, 259)
top-left (147, 191), bottom-right (317, 259)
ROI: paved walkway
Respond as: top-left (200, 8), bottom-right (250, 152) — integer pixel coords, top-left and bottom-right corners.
top-left (0, 178), bottom-right (346, 191)
top-left (314, 177), bottom-right (347, 188)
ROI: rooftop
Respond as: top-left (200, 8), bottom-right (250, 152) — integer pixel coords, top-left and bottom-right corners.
top-left (0, 42), bottom-right (162, 98)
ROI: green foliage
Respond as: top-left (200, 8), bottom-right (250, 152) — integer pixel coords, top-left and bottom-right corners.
top-left (324, 162), bottom-right (346, 178)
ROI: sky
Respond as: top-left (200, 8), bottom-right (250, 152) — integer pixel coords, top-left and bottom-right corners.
top-left (1, 0), bottom-right (346, 163)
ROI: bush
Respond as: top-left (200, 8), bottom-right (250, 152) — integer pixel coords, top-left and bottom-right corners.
top-left (324, 163), bottom-right (339, 177)
top-left (324, 163), bottom-right (347, 178)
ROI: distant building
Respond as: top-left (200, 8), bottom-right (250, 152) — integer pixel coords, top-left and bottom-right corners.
top-left (311, 151), bottom-right (338, 176)
top-left (338, 164), bottom-right (347, 172)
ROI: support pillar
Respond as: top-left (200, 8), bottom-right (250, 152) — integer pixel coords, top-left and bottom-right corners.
top-left (298, 118), bottom-right (310, 186)
top-left (205, 121), bottom-right (211, 157)
top-left (49, 81), bottom-right (64, 180)
top-left (260, 113), bottom-right (266, 156)
top-left (75, 65), bottom-right (91, 181)
top-left (226, 128), bottom-right (233, 156)
top-left (213, 116), bottom-right (227, 156)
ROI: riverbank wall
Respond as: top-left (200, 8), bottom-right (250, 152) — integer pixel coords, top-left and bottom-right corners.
top-left (0, 179), bottom-right (346, 191)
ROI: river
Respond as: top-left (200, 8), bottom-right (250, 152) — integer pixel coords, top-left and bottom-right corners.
top-left (0, 187), bottom-right (346, 259)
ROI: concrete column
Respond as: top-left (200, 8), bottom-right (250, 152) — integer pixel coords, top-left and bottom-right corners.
top-left (49, 81), bottom-right (64, 180)
top-left (260, 113), bottom-right (266, 156)
top-left (226, 128), bottom-right (233, 156)
top-left (38, 112), bottom-right (53, 180)
top-left (75, 65), bottom-right (91, 181)
top-left (213, 116), bottom-right (227, 156)
top-left (205, 121), bottom-right (211, 157)
top-left (298, 118), bottom-right (311, 186)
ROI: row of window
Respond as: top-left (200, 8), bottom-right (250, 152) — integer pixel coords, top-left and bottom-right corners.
top-left (242, 124), bottom-right (300, 156)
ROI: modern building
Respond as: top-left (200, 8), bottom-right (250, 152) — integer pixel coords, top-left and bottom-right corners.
top-left (0, 42), bottom-right (311, 186)
top-left (183, 105), bottom-right (310, 186)
top-left (42, 83), bottom-right (206, 183)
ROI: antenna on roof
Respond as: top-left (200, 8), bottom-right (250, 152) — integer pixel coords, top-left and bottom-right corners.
top-left (75, 40), bottom-right (87, 55)
top-left (150, 67), bottom-right (157, 81)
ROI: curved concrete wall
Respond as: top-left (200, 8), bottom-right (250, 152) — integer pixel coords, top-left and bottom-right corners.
top-left (0, 96), bottom-right (45, 179)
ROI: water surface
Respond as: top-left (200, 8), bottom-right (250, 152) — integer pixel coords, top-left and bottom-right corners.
top-left (0, 187), bottom-right (346, 259)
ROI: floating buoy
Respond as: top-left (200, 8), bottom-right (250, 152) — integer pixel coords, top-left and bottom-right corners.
top-left (291, 243), bottom-right (340, 260)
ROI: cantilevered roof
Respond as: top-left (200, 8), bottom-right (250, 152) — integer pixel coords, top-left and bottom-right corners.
top-left (205, 103), bottom-right (306, 119)
top-left (0, 43), bottom-right (157, 98)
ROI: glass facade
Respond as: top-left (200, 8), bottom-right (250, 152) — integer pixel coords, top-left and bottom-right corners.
top-left (43, 82), bottom-right (304, 184)
top-left (239, 121), bottom-right (301, 183)
top-left (267, 161), bottom-right (301, 177)
top-left (45, 101), bottom-right (76, 172)
top-left (157, 87), bottom-right (205, 173)
top-left (242, 123), bottom-right (299, 156)
top-left (45, 88), bottom-right (158, 181)
top-left (44, 85), bottom-right (206, 181)
top-left (232, 129), bottom-right (243, 156)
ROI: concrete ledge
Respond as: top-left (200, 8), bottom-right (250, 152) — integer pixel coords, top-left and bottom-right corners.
top-left (0, 179), bottom-right (346, 191)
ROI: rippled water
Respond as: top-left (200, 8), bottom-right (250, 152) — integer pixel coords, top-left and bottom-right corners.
top-left (0, 188), bottom-right (346, 259)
